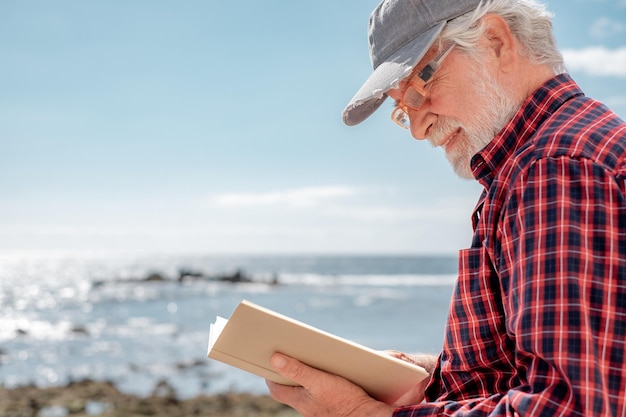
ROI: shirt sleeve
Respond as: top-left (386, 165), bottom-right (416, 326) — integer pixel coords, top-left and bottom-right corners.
top-left (393, 155), bottom-right (626, 417)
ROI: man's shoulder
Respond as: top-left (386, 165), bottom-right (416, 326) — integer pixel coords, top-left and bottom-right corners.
top-left (526, 95), bottom-right (626, 170)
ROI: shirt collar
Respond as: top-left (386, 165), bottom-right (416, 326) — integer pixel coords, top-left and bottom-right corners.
top-left (470, 73), bottom-right (584, 188)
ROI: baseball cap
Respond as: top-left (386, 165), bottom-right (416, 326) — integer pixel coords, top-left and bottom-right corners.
top-left (342, 0), bottom-right (482, 126)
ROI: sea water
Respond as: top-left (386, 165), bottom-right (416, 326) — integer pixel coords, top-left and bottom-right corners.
top-left (0, 251), bottom-right (457, 399)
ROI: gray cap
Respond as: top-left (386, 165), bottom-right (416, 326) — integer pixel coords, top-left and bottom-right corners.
top-left (342, 0), bottom-right (482, 126)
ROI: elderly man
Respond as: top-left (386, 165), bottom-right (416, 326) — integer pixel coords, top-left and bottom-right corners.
top-left (267, 0), bottom-right (626, 416)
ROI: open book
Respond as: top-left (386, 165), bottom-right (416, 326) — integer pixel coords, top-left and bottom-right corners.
top-left (207, 299), bottom-right (428, 404)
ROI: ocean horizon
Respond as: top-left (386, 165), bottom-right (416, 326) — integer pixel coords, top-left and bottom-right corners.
top-left (0, 250), bottom-right (458, 398)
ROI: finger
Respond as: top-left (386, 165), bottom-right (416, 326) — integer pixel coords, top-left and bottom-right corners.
top-left (266, 379), bottom-right (303, 406)
top-left (384, 350), bottom-right (405, 359)
top-left (384, 350), bottom-right (412, 363)
top-left (270, 353), bottom-right (313, 386)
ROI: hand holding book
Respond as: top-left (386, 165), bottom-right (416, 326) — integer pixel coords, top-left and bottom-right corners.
top-left (266, 352), bottom-right (399, 416)
top-left (207, 300), bottom-right (428, 405)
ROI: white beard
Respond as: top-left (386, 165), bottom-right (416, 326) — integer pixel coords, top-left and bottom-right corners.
top-left (427, 61), bottom-right (522, 180)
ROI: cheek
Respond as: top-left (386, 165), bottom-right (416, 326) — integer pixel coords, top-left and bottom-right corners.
top-left (429, 84), bottom-right (467, 120)
top-left (431, 75), bottom-right (485, 127)
top-left (428, 54), bottom-right (481, 120)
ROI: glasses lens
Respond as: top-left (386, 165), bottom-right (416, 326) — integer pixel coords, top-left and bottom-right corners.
top-left (391, 107), bottom-right (410, 129)
top-left (404, 86), bottom-right (426, 110)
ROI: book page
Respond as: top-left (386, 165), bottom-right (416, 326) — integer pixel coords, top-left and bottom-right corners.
top-left (208, 316), bottom-right (228, 351)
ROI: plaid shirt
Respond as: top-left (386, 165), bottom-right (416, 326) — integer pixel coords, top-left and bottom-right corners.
top-left (395, 74), bottom-right (626, 417)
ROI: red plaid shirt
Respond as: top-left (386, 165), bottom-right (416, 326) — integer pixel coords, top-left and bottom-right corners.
top-left (395, 74), bottom-right (626, 417)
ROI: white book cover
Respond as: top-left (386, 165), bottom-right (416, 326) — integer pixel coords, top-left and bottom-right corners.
top-left (207, 299), bottom-right (428, 404)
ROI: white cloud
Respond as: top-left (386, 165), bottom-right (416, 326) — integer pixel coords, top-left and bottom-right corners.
top-left (578, 0), bottom-right (626, 5)
top-left (211, 185), bottom-right (358, 208)
top-left (0, 190), bottom-right (479, 253)
top-left (196, 196), bottom-right (475, 254)
top-left (322, 198), bottom-right (474, 224)
top-left (562, 47), bottom-right (626, 77)
top-left (589, 17), bottom-right (626, 38)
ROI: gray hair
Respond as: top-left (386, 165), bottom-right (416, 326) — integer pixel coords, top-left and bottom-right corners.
top-left (439, 0), bottom-right (566, 75)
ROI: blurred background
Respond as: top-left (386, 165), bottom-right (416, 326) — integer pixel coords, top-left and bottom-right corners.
top-left (0, 0), bottom-right (625, 410)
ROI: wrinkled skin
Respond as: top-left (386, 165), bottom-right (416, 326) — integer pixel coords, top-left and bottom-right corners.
top-left (266, 352), bottom-right (437, 417)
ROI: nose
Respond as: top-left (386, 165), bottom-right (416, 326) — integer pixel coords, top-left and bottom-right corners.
top-left (407, 106), bottom-right (436, 140)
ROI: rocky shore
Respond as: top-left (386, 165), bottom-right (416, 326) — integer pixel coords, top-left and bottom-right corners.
top-left (0, 379), bottom-right (300, 417)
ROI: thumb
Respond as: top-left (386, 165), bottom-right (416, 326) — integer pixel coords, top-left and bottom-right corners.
top-left (270, 353), bottom-right (312, 385)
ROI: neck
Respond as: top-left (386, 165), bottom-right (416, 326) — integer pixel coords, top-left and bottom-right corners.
top-left (512, 60), bottom-right (557, 103)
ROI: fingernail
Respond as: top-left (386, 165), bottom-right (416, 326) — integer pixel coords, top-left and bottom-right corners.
top-left (271, 353), bottom-right (287, 369)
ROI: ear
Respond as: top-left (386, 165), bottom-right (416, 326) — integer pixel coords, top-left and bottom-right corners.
top-left (480, 14), bottom-right (518, 72)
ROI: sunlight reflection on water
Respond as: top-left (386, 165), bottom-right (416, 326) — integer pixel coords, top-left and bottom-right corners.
top-left (0, 251), bottom-right (456, 398)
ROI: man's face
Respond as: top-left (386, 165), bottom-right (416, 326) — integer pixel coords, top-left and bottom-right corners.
top-left (388, 46), bottom-right (521, 179)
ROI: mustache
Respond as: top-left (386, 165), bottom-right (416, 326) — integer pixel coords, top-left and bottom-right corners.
top-left (427, 117), bottom-right (464, 147)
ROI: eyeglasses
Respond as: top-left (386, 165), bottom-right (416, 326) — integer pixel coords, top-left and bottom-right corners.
top-left (391, 43), bottom-right (455, 129)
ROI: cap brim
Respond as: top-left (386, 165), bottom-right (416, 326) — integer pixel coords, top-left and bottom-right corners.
top-left (342, 22), bottom-right (445, 126)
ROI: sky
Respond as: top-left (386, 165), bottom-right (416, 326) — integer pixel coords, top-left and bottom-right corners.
top-left (1, 0), bottom-right (625, 255)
